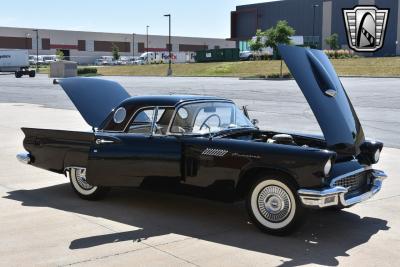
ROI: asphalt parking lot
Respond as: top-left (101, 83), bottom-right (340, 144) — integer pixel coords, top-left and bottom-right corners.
top-left (0, 74), bottom-right (399, 148)
top-left (0, 74), bottom-right (399, 266)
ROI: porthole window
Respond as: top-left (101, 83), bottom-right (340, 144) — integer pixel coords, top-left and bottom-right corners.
top-left (113, 107), bottom-right (126, 124)
top-left (177, 107), bottom-right (189, 119)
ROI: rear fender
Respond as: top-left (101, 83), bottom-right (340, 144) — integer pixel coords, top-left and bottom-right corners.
top-left (21, 127), bottom-right (93, 173)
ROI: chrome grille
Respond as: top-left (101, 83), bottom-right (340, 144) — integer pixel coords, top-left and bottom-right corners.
top-left (332, 171), bottom-right (370, 192)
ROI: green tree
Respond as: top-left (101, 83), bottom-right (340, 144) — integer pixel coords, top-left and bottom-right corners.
top-left (248, 29), bottom-right (264, 60)
top-left (111, 43), bottom-right (120, 61)
top-left (56, 49), bottom-right (64, 61)
top-left (325, 33), bottom-right (340, 50)
top-left (264, 20), bottom-right (295, 77)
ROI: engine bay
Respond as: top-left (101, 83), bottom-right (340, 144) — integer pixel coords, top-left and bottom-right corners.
top-left (221, 130), bottom-right (327, 149)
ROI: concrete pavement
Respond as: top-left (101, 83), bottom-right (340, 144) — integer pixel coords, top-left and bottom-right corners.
top-left (0, 103), bottom-right (399, 266)
top-left (0, 74), bottom-right (399, 266)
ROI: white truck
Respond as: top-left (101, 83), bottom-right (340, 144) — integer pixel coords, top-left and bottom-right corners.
top-left (94, 56), bottom-right (116, 66)
top-left (0, 50), bottom-right (35, 78)
top-left (135, 52), bottom-right (196, 65)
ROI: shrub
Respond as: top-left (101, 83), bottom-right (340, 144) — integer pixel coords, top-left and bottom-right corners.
top-left (78, 67), bottom-right (98, 75)
top-left (267, 73), bottom-right (292, 79)
top-left (323, 49), bottom-right (356, 59)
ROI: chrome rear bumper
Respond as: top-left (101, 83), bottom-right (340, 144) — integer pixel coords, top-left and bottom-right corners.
top-left (16, 152), bottom-right (31, 164)
top-left (298, 169), bottom-right (387, 208)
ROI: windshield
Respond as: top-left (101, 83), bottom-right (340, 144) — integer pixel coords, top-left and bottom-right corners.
top-left (170, 101), bottom-right (254, 135)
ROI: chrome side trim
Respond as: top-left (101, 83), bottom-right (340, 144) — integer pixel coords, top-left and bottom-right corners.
top-left (16, 152), bottom-right (31, 164)
top-left (298, 169), bottom-right (387, 208)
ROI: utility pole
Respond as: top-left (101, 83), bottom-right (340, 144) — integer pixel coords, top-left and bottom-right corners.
top-left (312, 4), bottom-right (319, 48)
top-left (164, 14), bottom-right (172, 76)
top-left (33, 29), bottom-right (39, 71)
top-left (132, 33), bottom-right (135, 60)
top-left (146, 25), bottom-right (150, 64)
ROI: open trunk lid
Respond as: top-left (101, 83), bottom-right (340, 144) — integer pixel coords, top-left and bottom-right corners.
top-left (57, 77), bottom-right (130, 128)
top-left (278, 45), bottom-right (365, 156)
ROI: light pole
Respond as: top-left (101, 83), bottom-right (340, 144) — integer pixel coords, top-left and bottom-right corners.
top-left (33, 29), bottom-right (39, 71)
top-left (164, 14), bottom-right (172, 76)
top-left (312, 4), bottom-right (319, 48)
top-left (146, 25), bottom-right (150, 64)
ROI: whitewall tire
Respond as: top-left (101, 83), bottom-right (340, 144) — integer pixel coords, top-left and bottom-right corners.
top-left (246, 176), bottom-right (304, 235)
top-left (69, 167), bottom-right (110, 200)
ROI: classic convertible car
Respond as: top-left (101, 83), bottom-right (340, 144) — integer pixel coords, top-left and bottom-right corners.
top-left (17, 45), bottom-right (387, 235)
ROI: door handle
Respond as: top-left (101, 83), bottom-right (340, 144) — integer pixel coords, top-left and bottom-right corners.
top-left (95, 139), bottom-right (115, 145)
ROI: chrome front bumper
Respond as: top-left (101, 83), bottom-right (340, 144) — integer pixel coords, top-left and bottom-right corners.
top-left (16, 152), bottom-right (31, 164)
top-left (298, 169), bottom-right (387, 208)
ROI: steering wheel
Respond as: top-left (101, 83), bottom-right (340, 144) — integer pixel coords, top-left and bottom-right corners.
top-left (199, 114), bottom-right (221, 131)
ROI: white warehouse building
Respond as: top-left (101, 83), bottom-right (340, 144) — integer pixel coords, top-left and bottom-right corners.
top-left (0, 26), bottom-right (236, 64)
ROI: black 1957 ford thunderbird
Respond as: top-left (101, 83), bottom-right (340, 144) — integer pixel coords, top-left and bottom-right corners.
top-left (17, 45), bottom-right (387, 235)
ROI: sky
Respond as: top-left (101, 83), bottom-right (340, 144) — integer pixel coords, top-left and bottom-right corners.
top-left (0, 0), bottom-right (275, 38)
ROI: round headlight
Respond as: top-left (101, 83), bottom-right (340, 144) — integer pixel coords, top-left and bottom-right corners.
top-left (374, 149), bottom-right (380, 163)
top-left (324, 159), bottom-right (332, 176)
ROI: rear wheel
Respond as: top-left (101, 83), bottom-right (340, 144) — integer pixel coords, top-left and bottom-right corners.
top-left (246, 175), bottom-right (304, 235)
top-left (69, 167), bottom-right (110, 200)
top-left (15, 71), bottom-right (22, 78)
top-left (29, 70), bottom-right (36, 77)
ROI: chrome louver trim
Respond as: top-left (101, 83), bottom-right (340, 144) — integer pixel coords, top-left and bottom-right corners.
top-left (201, 148), bottom-right (228, 157)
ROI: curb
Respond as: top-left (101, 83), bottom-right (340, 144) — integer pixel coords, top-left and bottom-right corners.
top-left (239, 76), bottom-right (400, 80)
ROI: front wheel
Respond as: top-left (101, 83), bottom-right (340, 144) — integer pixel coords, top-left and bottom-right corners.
top-left (69, 167), bottom-right (110, 200)
top-left (246, 176), bottom-right (304, 235)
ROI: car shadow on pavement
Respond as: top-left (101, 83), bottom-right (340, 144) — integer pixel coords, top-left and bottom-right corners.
top-left (5, 183), bottom-right (389, 267)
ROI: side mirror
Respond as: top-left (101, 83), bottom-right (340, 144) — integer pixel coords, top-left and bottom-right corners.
top-left (251, 119), bottom-right (259, 126)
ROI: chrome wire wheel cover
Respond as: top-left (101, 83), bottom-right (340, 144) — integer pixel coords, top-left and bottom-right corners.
top-left (257, 185), bottom-right (291, 222)
top-left (250, 179), bottom-right (296, 230)
top-left (70, 167), bottom-right (98, 196)
top-left (75, 168), bottom-right (94, 190)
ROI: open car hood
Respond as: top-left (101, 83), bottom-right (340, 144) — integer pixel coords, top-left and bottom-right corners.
top-left (57, 77), bottom-right (130, 128)
top-left (278, 45), bottom-right (365, 156)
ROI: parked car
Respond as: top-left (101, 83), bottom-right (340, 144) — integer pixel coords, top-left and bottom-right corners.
top-left (42, 55), bottom-right (57, 64)
top-left (94, 56), bottom-right (116, 66)
top-left (133, 56), bottom-right (146, 65)
top-left (29, 55), bottom-right (44, 65)
top-left (17, 45), bottom-right (387, 235)
top-left (117, 56), bottom-right (131, 65)
top-left (239, 51), bottom-right (254, 61)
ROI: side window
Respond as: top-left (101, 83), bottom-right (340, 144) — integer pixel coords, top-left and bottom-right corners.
top-left (127, 107), bottom-right (173, 135)
top-left (127, 108), bottom-right (155, 134)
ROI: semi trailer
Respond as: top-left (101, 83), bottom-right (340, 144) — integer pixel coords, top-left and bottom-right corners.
top-left (0, 50), bottom-right (35, 78)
